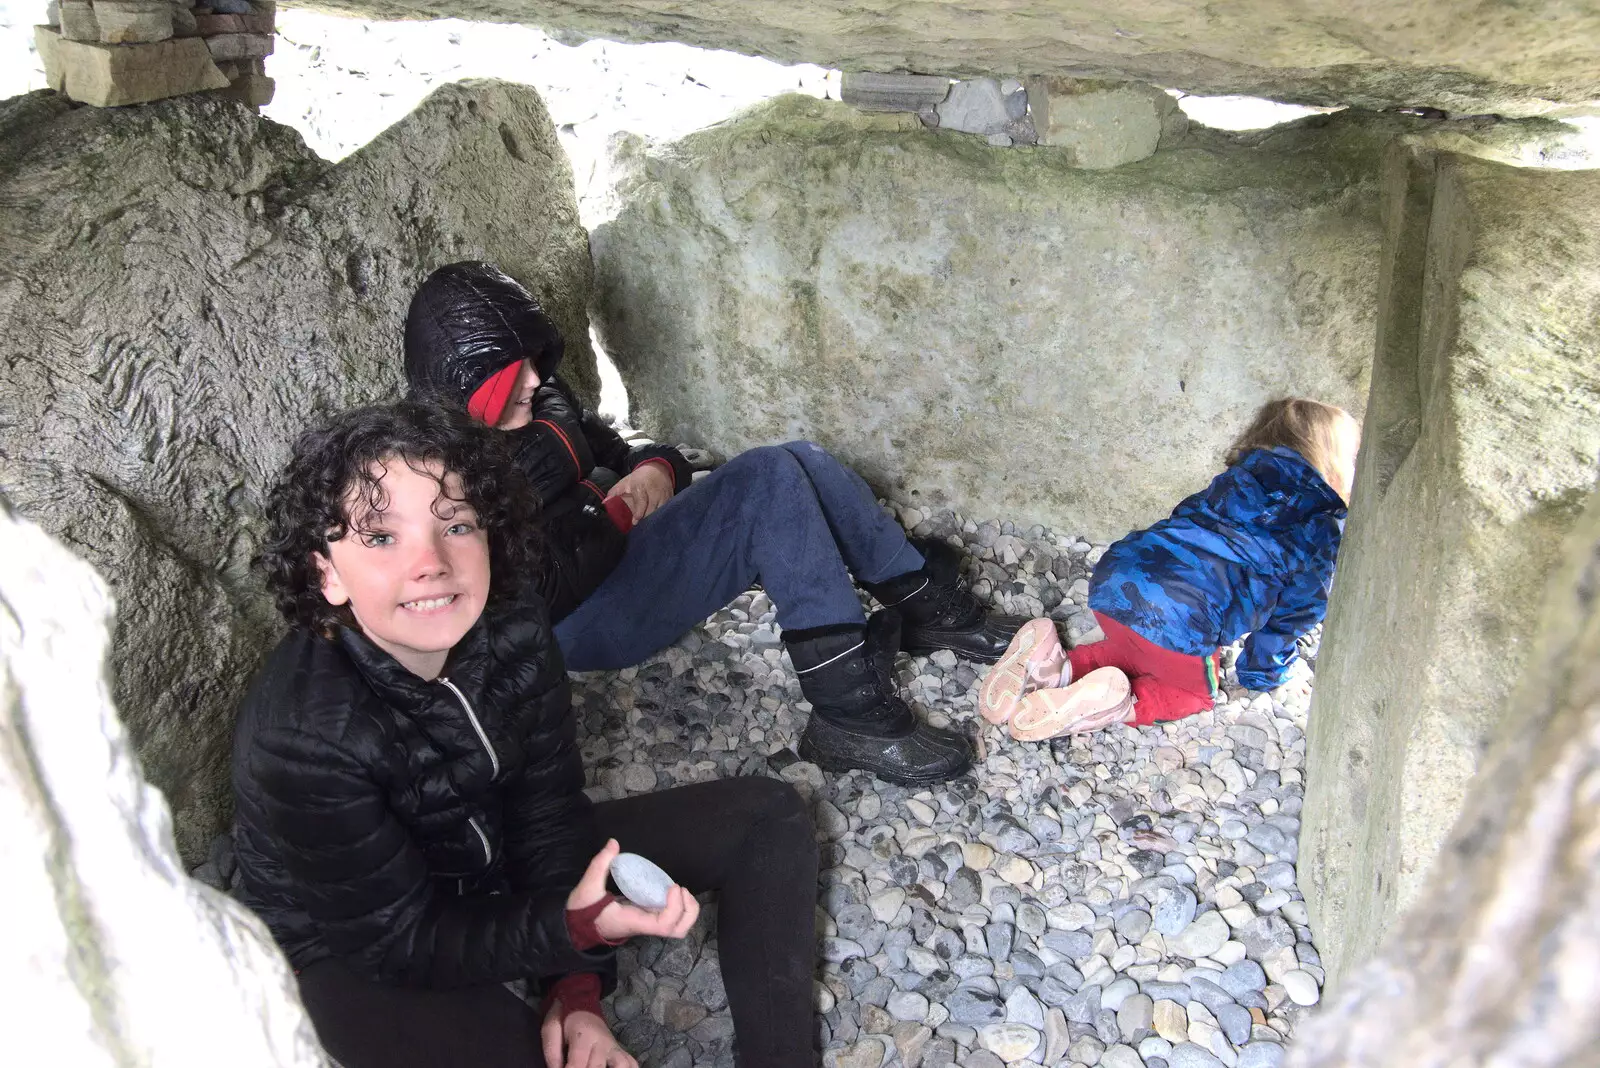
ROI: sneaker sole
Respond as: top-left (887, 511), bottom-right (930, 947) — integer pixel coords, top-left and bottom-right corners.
top-left (978, 618), bottom-right (1061, 725)
top-left (1009, 667), bottom-right (1133, 741)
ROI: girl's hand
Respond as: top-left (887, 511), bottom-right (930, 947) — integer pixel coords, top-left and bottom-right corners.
top-left (567, 839), bottom-right (701, 942)
top-left (542, 1005), bottom-right (636, 1068)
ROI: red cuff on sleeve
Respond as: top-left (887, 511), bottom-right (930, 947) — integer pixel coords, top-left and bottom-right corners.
top-left (566, 892), bottom-right (622, 951)
top-left (542, 972), bottom-right (603, 1024)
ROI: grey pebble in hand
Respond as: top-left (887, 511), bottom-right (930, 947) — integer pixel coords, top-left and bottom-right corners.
top-left (610, 852), bottom-right (673, 910)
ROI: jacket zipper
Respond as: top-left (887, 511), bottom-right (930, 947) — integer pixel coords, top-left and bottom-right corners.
top-left (438, 676), bottom-right (500, 779)
top-left (438, 676), bottom-right (498, 868)
top-left (466, 817), bottom-right (492, 868)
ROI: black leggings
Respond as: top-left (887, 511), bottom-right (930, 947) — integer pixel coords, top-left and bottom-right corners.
top-left (297, 778), bottom-right (818, 1068)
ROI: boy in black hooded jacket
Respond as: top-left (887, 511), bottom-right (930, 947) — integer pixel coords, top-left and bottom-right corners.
top-left (405, 261), bottom-right (1030, 785)
top-left (231, 402), bottom-right (818, 1068)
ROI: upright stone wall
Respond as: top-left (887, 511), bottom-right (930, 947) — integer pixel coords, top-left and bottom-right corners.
top-left (0, 79), bottom-right (594, 863)
top-left (1, 503), bottom-right (324, 1067)
top-left (1292, 481), bottom-right (1600, 1068)
top-left (1300, 147), bottom-right (1600, 991)
top-left (592, 97), bottom-right (1393, 542)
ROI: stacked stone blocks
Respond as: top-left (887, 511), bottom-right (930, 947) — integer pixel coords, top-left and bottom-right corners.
top-left (36, 0), bottom-right (275, 108)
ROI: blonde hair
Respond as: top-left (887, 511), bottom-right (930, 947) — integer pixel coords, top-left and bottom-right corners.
top-left (1226, 398), bottom-right (1358, 498)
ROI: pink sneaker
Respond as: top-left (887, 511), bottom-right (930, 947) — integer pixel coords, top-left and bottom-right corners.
top-left (978, 618), bottom-right (1068, 725)
top-left (1008, 667), bottom-right (1134, 741)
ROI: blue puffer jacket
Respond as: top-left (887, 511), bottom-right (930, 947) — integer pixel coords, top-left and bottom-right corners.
top-left (1088, 447), bottom-right (1346, 691)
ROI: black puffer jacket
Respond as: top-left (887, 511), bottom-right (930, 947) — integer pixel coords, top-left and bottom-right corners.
top-left (231, 592), bottom-right (613, 991)
top-left (405, 262), bottom-right (692, 620)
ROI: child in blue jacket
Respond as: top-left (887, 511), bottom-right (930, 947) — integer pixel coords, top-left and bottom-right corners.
top-left (983, 398), bottom-right (1360, 738)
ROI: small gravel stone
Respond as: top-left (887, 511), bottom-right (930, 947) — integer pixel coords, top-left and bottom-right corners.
top-left (977, 1023), bottom-right (1041, 1061)
top-left (947, 988), bottom-right (1006, 1025)
top-left (830, 1038), bottom-right (887, 1068)
top-left (1237, 916), bottom-right (1296, 960)
top-left (1005, 986), bottom-right (1045, 1028)
top-left (1169, 912), bottom-right (1230, 959)
top-left (1068, 1035), bottom-right (1105, 1065)
top-left (889, 990), bottom-right (929, 1023)
top-left (1115, 908), bottom-right (1153, 942)
top-left (1153, 999), bottom-right (1188, 1043)
top-left (1237, 1042), bottom-right (1286, 1068)
top-left (1117, 993), bottom-right (1154, 1035)
top-left (1188, 977), bottom-right (1235, 1014)
top-left (1168, 1043), bottom-right (1226, 1068)
top-left (1102, 1045), bottom-right (1144, 1068)
top-left (1217, 1004), bottom-right (1253, 1045)
top-left (1220, 960), bottom-right (1267, 998)
top-left (1042, 930), bottom-right (1093, 958)
top-left (1141, 1036), bottom-right (1175, 1059)
top-left (1151, 886), bottom-right (1199, 936)
top-left (1142, 981), bottom-right (1191, 1005)
top-left (1280, 970), bottom-right (1321, 1006)
top-left (870, 888), bottom-right (906, 923)
top-left (1100, 978), bottom-right (1139, 1010)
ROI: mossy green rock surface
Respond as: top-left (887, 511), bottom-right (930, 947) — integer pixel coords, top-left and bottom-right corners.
top-left (593, 97), bottom-right (1390, 539)
top-left (1301, 148), bottom-right (1600, 993)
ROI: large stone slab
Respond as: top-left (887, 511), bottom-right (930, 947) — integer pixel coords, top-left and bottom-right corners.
top-left (36, 27), bottom-right (230, 106)
top-left (592, 96), bottom-right (1389, 540)
top-left (1293, 483), bottom-right (1600, 1067)
top-left (0, 79), bottom-right (594, 863)
top-left (1300, 148), bottom-right (1600, 992)
top-left (1, 504), bottom-right (325, 1066)
top-left (296, 0), bottom-right (1600, 116)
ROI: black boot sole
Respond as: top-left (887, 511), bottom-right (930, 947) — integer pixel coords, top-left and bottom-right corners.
top-left (902, 634), bottom-right (1008, 663)
top-left (798, 720), bottom-right (973, 786)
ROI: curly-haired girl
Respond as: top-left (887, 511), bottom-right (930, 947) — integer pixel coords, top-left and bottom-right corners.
top-left (231, 401), bottom-right (817, 1068)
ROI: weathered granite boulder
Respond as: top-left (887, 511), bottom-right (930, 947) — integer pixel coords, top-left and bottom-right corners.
top-left (297, 0), bottom-right (1600, 116)
top-left (0, 79), bottom-right (593, 863)
top-left (1, 503), bottom-right (325, 1066)
top-left (1300, 147), bottom-right (1600, 992)
top-left (1293, 482), bottom-right (1600, 1068)
top-left (592, 96), bottom-right (1393, 540)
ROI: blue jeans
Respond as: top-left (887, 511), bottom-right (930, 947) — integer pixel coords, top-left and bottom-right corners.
top-left (554, 442), bottom-right (923, 671)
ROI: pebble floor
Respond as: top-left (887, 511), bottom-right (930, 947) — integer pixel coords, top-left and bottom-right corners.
top-left (572, 510), bottom-right (1322, 1068)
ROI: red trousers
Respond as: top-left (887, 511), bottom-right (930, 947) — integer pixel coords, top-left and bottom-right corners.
top-left (1067, 611), bottom-right (1220, 726)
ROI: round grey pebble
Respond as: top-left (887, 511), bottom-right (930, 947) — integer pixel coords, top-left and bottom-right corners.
top-left (1217, 1004), bottom-right (1253, 1045)
top-left (1220, 960), bottom-right (1267, 998)
top-left (1115, 908), bottom-right (1152, 942)
top-left (1017, 903), bottom-right (1047, 937)
top-left (1245, 824), bottom-right (1288, 854)
top-left (1042, 930), bottom-right (1093, 958)
top-left (609, 852), bottom-right (673, 909)
top-left (1168, 1043), bottom-right (1226, 1068)
top-left (1238, 915), bottom-right (1296, 958)
top-left (1257, 862), bottom-right (1297, 889)
top-left (947, 988), bottom-right (1006, 1025)
top-left (1151, 886), bottom-right (1198, 936)
top-left (822, 937), bottom-right (866, 963)
top-left (1188, 977), bottom-right (1235, 1014)
top-left (836, 904), bottom-right (877, 941)
top-left (1238, 1043), bottom-right (1287, 1068)
top-left (1140, 981), bottom-right (1190, 1006)
top-left (888, 990), bottom-right (929, 1022)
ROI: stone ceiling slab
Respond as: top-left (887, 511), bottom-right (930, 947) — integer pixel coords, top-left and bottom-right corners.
top-left (290, 0), bottom-right (1600, 116)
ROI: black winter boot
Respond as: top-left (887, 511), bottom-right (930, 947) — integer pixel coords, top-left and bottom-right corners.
top-left (864, 538), bottom-right (1030, 663)
top-left (786, 611), bottom-right (972, 785)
